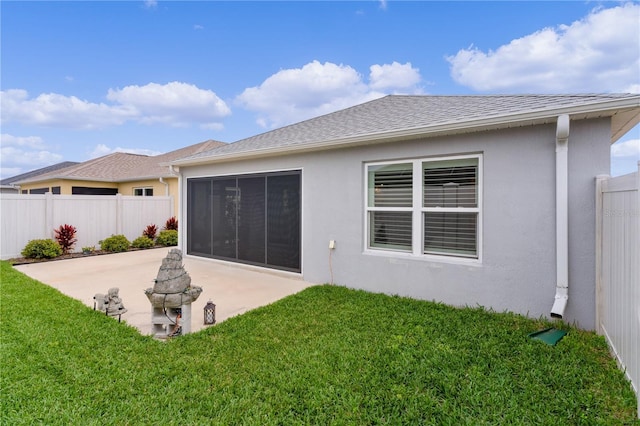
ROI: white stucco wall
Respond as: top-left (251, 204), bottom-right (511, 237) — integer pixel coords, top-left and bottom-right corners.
top-left (180, 118), bottom-right (611, 329)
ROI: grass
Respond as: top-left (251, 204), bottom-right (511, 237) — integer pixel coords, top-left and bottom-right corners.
top-left (1, 261), bottom-right (637, 425)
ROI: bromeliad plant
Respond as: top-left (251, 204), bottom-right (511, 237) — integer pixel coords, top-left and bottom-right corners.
top-left (142, 224), bottom-right (158, 240)
top-left (54, 224), bottom-right (78, 254)
top-left (164, 216), bottom-right (178, 231)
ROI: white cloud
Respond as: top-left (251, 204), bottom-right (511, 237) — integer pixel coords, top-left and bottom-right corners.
top-left (1, 89), bottom-right (135, 130)
top-left (0, 134), bottom-right (63, 176)
top-left (447, 3), bottom-right (640, 93)
top-left (611, 137), bottom-right (640, 176)
top-left (1, 134), bottom-right (47, 150)
top-left (369, 62), bottom-right (422, 92)
top-left (144, 0), bottom-right (157, 9)
top-left (1, 82), bottom-right (231, 130)
top-left (0, 167), bottom-right (22, 180)
top-left (611, 138), bottom-right (640, 158)
top-left (107, 82), bottom-right (231, 128)
top-left (88, 144), bottom-right (163, 159)
top-left (623, 83), bottom-right (640, 94)
top-left (236, 60), bottom-right (422, 128)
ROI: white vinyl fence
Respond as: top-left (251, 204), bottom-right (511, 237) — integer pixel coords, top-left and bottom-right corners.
top-left (0, 193), bottom-right (174, 260)
top-left (595, 165), bottom-right (639, 418)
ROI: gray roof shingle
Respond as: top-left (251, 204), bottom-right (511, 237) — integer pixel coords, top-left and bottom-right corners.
top-left (14, 140), bottom-right (225, 185)
top-left (1, 161), bottom-right (79, 186)
top-left (175, 94), bottom-right (640, 165)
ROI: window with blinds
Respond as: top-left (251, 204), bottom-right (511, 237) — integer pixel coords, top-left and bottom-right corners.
top-left (366, 155), bottom-right (481, 260)
top-left (423, 158), bottom-right (478, 257)
top-left (367, 163), bottom-right (413, 251)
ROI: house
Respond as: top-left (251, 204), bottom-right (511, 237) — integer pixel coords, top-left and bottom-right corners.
top-left (0, 161), bottom-right (79, 193)
top-left (12, 140), bottom-right (225, 212)
top-left (171, 94), bottom-right (640, 330)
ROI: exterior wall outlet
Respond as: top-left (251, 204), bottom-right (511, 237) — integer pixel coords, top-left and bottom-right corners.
top-left (329, 240), bottom-right (336, 249)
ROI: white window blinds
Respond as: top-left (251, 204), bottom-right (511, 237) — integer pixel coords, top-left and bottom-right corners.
top-left (423, 158), bottom-right (478, 257)
top-left (366, 155), bottom-right (481, 259)
top-left (367, 163), bottom-right (413, 251)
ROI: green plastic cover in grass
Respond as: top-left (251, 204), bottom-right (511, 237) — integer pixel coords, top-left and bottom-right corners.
top-left (528, 328), bottom-right (567, 346)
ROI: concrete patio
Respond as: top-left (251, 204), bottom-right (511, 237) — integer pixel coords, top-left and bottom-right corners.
top-left (14, 248), bottom-right (315, 336)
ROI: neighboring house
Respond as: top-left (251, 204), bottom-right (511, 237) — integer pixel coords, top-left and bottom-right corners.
top-left (0, 161), bottom-right (79, 193)
top-left (172, 94), bottom-right (640, 330)
top-left (13, 140), bottom-right (225, 212)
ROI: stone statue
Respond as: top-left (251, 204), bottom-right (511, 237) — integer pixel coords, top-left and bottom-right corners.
top-left (94, 287), bottom-right (128, 316)
top-left (144, 248), bottom-right (202, 308)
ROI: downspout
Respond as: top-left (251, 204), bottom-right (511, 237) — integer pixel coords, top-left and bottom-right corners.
top-left (159, 177), bottom-right (169, 196)
top-left (169, 165), bottom-right (182, 251)
top-left (551, 114), bottom-right (570, 319)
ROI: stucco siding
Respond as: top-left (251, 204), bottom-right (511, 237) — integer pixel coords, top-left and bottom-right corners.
top-left (180, 119), bottom-right (611, 329)
top-left (566, 118), bottom-right (611, 328)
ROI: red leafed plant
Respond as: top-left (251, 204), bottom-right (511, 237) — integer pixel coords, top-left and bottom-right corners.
top-left (143, 224), bottom-right (158, 240)
top-left (164, 216), bottom-right (178, 231)
top-left (54, 224), bottom-right (78, 254)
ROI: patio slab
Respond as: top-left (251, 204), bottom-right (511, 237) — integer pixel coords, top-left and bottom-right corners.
top-left (14, 248), bottom-right (314, 336)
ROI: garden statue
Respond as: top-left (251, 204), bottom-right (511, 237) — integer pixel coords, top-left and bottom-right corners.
top-left (94, 287), bottom-right (128, 316)
top-left (144, 248), bottom-right (203, 308)
top-left (145, 248), bottom-right (202, 338)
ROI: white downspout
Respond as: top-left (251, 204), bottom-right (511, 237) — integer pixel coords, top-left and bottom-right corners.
top-left (159, 177), bottom-right (169, 196)
top-left (169, 165), bottom-right (183, 251)
top-left (551, 114), bottom-right (570, 319)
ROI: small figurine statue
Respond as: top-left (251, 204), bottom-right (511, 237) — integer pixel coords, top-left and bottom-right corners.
top-left (94, 287), bottom-right (127, 317)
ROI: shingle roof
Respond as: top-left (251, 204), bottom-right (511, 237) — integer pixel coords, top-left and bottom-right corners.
top-left (1, 161), bottom-right (79, 186)
top-left (175, 94), bottom-right (640, 165)
top-left (14, 140), bottom-right (225, 185)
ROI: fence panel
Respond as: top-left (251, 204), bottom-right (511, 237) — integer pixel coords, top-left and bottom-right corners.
top-left (51, 195), bottom-right (117, 252)
top-left (596, 167), bottom-right (639, 418)
top-left (0, 194), bottom-right (173, 259)
top-left (0, 195), bottom-right (48, 259)
top-left (121, 196), bottom-right (174, 241)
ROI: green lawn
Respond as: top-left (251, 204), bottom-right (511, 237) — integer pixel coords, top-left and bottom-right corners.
top-left (1, 261), bottom-right (637, 425)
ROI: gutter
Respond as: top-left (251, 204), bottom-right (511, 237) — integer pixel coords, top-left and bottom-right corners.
top-left (551, 114), bottom-right (570, 319)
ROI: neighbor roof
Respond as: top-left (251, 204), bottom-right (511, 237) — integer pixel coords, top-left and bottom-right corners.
top-left (173, 94), bottom-right (640, 166)
top-left (1, 161), bottom-right (79, 187)
top-left (14, 140), bottom-right (225, 185)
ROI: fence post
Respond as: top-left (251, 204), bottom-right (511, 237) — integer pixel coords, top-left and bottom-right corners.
top-left (637, 162), bottom-right (640, 420)
top-left (594, 175), bottom-right (609, 335)
top-left (45, 192), bottom-right (54, 239)
top-left (116, 193), bottom-right (123, 235)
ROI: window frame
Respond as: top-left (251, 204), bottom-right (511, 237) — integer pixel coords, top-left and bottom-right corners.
top-left (133, 187), bottom-right (154, 196)
top-left (364, 153), bottom-right (482, 263)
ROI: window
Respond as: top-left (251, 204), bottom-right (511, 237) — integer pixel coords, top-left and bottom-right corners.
top-left (366, 155), bottom-right (481, 260)
top-left (29, 187), bottom-right (49, 194)
top-left (134, 187), bottom-right (153, 196)
top-left (72, 187), bottom-right (118, 195)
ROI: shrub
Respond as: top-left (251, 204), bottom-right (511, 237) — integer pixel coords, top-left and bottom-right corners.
top-left (100, 235), bottom-right (130, 253)
top-left (164, 216), bottom-right (178, 231)
top-left (21, 239), bottom-right (63, 259)
top-left (54, 224), bottom-right (77, 254)
top-left (131, 236), bottom-right (155, 249)
top-left (156, 230), bottom-right (178, 246)
top-left (142, 224), bottom-right (158, 240)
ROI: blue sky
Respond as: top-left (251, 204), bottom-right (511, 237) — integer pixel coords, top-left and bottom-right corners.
top-left (1, 1), bottom-right (639, 179)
